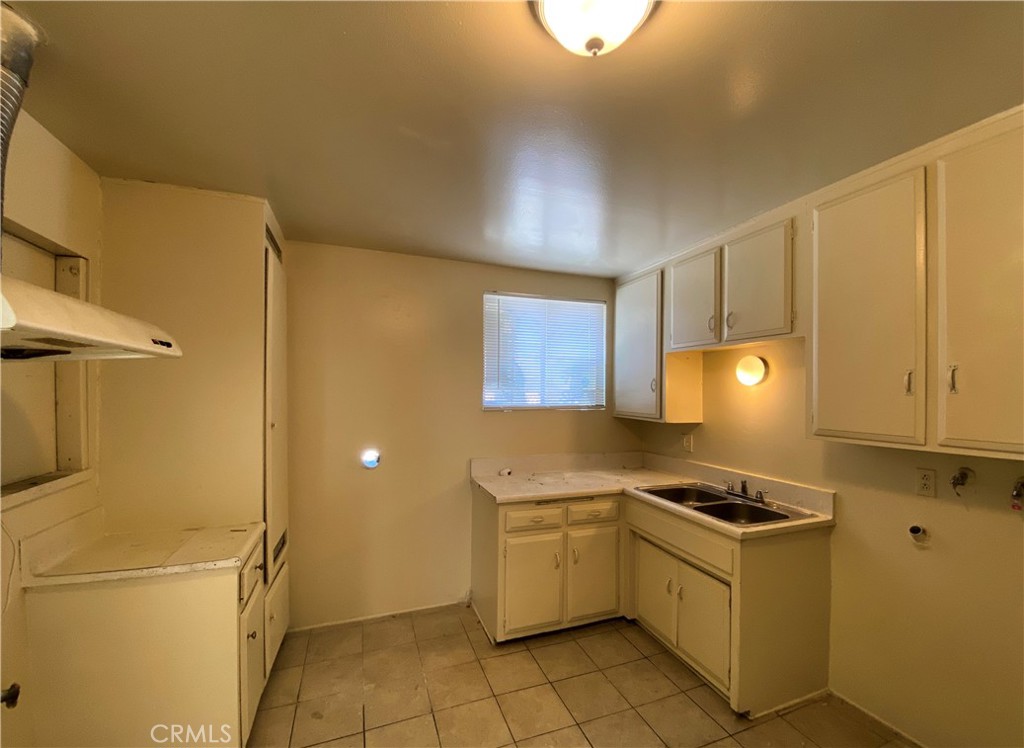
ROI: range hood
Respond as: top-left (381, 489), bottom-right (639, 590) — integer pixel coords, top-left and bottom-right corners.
top-left (1, 275), bottom-right (181, 361)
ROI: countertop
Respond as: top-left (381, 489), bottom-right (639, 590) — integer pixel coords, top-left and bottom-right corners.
top-left (24, 522), bottom-right (264, 588)
top-left (472, 466), bottom-right (835, 540)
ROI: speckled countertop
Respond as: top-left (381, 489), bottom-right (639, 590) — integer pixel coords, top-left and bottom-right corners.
top-left (24, 522), bottom-right (264, 588)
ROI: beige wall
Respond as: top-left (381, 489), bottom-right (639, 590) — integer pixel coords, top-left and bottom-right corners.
top-left (635, 109), bottom-right (1024, 747)
top-left (285, 241), bottom-right (642, 629)
top-left (1, 112), bottom-right (104, 748)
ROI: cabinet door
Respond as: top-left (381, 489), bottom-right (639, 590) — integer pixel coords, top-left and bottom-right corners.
top-left (675, 561), bottom-right (731, 689)
top-left (936, 129), bottom-right (1024, 453)
top-left (614, 271), bottom-right (661, 419)
top-left (635, 538), bottom-right (677, 646)
top-left (264, 562), bottom-right (290, 678)
top-left (567, 526), bottom-right (618, 622)
top-left (265, 243), bottom-right (290, 580)
top-left (669, 248), bottom-right (720, 349)
top-left (813, 169), bottom-right (926, 444)
top-left (239, 582), bottom-right (266, 747)
top-left (505, 533), bottom-right (563, 633)
top-left (723, 221), bottom-right (792, 342)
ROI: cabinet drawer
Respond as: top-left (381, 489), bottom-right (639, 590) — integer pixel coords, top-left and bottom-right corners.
top-left (568, 501), bottom-right (618, 524)
top-left (240, 543), bottom-right (264, 607)
top-left (506, 506), bottom-right (564, 532)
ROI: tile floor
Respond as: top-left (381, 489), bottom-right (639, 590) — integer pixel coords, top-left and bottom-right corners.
top-left (249, 605), bottom-right (915, 748)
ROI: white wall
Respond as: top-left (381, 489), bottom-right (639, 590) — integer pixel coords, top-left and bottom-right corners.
top-left (1, 112), bottom-right (104, 748)
top-left (636, 109), bottom-right (1024, 747)
top-left (285, 241), bottom-right (642, 629)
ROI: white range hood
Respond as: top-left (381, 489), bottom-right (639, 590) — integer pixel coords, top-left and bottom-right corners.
top-left (1, 275), bottom-right (181, 361)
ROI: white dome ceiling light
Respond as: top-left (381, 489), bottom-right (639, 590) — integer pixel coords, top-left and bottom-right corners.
top-left (537, 0), bottom-right (655, 57)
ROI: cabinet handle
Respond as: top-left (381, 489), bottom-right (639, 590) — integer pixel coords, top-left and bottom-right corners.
top-left (255, 563), bottom-right (265, 571)
top-left (531, 516), bottom-right (545, 524)
top-left (650, 378), bottom-right (657, 393)
top-left (707, 314), bottom-right (715, 333)
top-left (554, 552), bottom-right (561, 569)
top-left (725, 311), bottom-right (735, 330)
top-left (665, 577), bottom-right (673, 594)
top-left (269, 614), bottom-right (276, 623)
top-left (947, 364), bottom-right (959, 394)
top-left (587, 510), bottom-right (602, 518)
top-left (573, 547), bottom-right (579, 564)
top-left (903, 370), bottom-right (914, 396)
top-left (677, 585), bottom-right (683, 600)
top-left (248, 630), bottom-right (258, 640)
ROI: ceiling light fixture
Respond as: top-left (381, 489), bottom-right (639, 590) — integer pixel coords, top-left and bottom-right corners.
top-left (537, 0), bottom-right (654, 57)
top-left (736, 356), bottom-right (768, 386)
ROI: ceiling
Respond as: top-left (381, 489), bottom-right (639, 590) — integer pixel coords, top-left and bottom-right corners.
top-left (13, 1), bottom-right (1024, 278)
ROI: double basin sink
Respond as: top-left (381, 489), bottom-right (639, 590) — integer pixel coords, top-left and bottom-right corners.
top-left (635, 483), bottom-right (811, 526)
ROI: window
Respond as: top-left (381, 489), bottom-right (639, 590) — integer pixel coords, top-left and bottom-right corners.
top-left (483, 292), bottom-right (606, 409)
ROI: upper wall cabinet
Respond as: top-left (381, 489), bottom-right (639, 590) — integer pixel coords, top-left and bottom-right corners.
top-left (668, 220), bottom-right (793, 350)
top-left (813, 170), bottom-right (926, 445)
top-left (812, 116), bottom-right (1023, 458)
top-left (936, 129), bottom-right (1023, 453)
top-left (614, 270), bottom-right (702, 424)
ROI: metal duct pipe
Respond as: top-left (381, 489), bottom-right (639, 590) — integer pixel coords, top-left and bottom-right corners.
top-left (1, 3), bottom-right (43, 215)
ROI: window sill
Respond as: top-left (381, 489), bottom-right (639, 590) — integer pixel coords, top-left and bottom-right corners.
top-left (1, 469), bottom-right (94, 509)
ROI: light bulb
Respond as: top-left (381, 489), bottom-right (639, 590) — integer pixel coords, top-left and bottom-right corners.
top-left (538, 0), bottom-right (654, 57)
top-left (736, 356), bottom-right (768, 386)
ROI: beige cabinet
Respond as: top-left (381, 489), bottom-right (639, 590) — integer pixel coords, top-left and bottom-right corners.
top-left (614, 270), bottom-right (661, 419)
top-left (240, 581), bottom-right (266, 746)
top-left (614, 269), bottom-right (703, 424)
top-left (505, 532), bottom-right (564, 633)
top-left (667, 221), bottom-right (792, 350)
top-left (264, 562), bottom-right (290, 677)
top-left (634, 537), bottom-right (730, 689)
top-left (566, 525), bottom-right (619, 622)
top-left (265, 242), bottom-right (290, 580)
top-left (936, 129), bottom-right (1024, 453)
top-left (472, 496), bottom-right (621, 642)
top-left (812, 169), bottom-right (927, 444)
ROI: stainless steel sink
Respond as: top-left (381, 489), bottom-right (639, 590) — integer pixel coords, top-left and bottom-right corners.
top-left (636, 483), bottom-right (727, 505)
top-left (693, 501), bottom-right (791, 525)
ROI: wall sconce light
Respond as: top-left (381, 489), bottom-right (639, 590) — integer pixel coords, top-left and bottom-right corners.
top-left (736, 356), bottom-right (768, 386)
top-left (537, 0), bottom-right (654, 57)
top-left (360, 448), bottom-right (381, 469)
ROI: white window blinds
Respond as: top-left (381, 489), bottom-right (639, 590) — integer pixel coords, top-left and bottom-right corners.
top-left (483, 292), bottom-right (607, 409)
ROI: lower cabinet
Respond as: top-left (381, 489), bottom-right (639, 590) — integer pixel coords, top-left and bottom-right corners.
top-left (567, 526), bottom-right (619, 622)
top-left (505, 532), bottom-right (564, 633)
top-left (240, 581), bottom-right (266, 746)
top-left (264, 561), bottom-right (291, 676)
top-left (635, 538), bottom-right (730, 689)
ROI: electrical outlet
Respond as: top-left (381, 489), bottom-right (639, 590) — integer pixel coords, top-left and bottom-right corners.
top-left (682, 434), bottom-right (694, 453)
top-left (916, 468), bottom-right (936, 497)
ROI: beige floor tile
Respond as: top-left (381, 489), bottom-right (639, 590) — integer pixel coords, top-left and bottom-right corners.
top-left (552, 672), bottom-right (630, 724)
top-left (363, 675), bottom-right (432, 730)
top-left (275, 632), bottom-right (310, 671)
top-left (300, 654), bottom-right (364, 702)
top-left (496, 684), bottom-right (574, 742)
top-left (647, 653), bottom-right (703, 691)
top-left (435, 697), bottom-right (514, 748)
top-left (260, 666), bottom-right (302, 710)
top-left (363, 642), bottom-right (423, 686)
top-left (468, 630), bottom-right (526, 660)
top-left (457, 606), bottom-right (485, 633)
top-left (821, 695), bottom-right (898, 742)
top-left (602, 659), bottom-right (679, 706)
top-left (424, 661), bottom-right (493, 710)
top-left (575, 631), bottom-right (644, 669)
top-left (524, 630), bottom-right (577, 649)
top-left (365, 714), bottom-right (439, 748)
top-left (291, 693), bottom-right (363, 748)
top-left (530, 640), bottom-right (598, 681)
top-left (247, 703), bottom-right (295, 747)
top-left (414, 610), bottom-right (466, 642)
top-left (781, 700), bottom-right (890, 748)
top-left (515, 725), bottom-right (590, 748)
top-left (570, 621), bottom-right (620, 640)
top-left (705, 739), bottom-right (742, 748)
top-left (636, 693), bottom-right (728, 748)
top-left (419, 632), bottom-right (477, 672)
top-left (734, 718), bottom-right (819, 748)
top-left (480, 651), bottom-right (547, 695)
top-left (312, 734), bottom-right (364, 747)
top-left (364, 616), bottom-right (416, 652)
top-left (579, 709), bottom-right (665, 748)
top-left (617, 626), bottom-right (666, 656)
top-left (687, 686), bottom-right (774, 735)
top-left (308, 625), bottom-right (364, 664)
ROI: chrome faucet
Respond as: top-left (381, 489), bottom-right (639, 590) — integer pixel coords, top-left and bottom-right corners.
top-left (950, 467), bottom-right (975, 497)
top-left (740, 480), bottom-right (748, 496)
top-left (1013, 478), bottom-right (1024, 500)
top-left (753, 490), bottom-right (767, 504)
